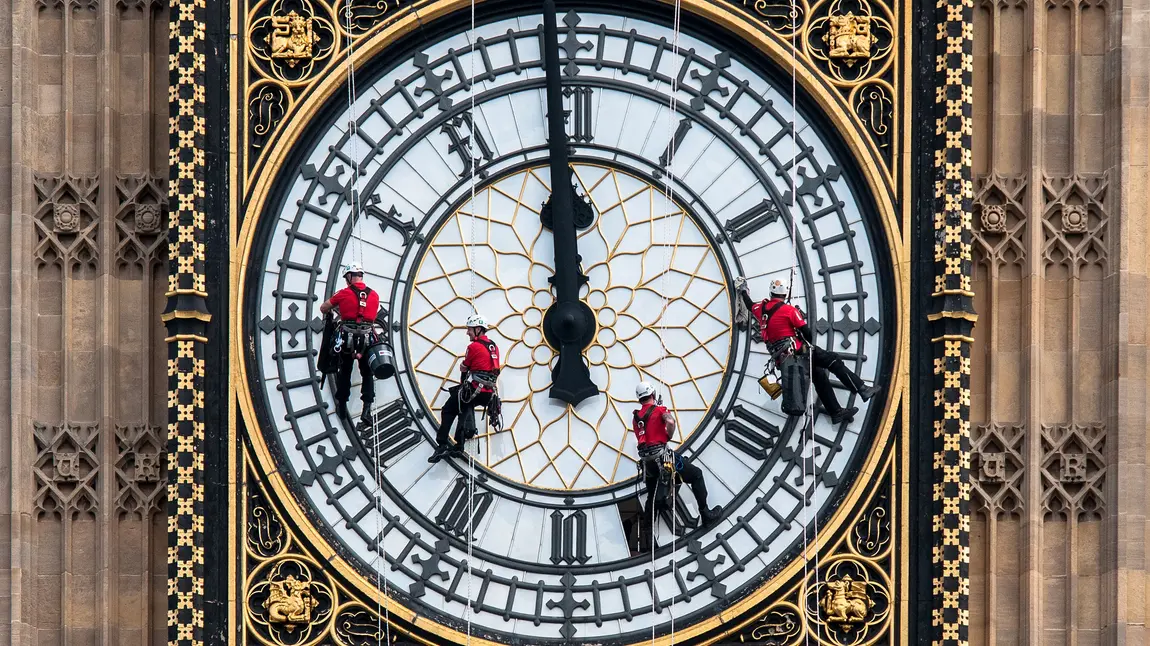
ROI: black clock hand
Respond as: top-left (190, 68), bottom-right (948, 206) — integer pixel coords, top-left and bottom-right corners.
top-left (540, 0), bottom-right (599, 406)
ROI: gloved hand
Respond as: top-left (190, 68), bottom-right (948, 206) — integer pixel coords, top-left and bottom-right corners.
top-left (733, 276), bottom-right (749, 293)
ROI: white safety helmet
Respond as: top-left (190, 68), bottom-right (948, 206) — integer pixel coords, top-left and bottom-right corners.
top-left (635, 381), bottom-right (657, 400)
top-left (769, 279), bottom-right (789, 298)
top-left (465, 313), bottom-right (488, 329)
top-left (341, 262), bottom-right (364, 278)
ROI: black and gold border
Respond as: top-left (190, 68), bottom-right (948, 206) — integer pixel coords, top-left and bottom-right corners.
top-left (164, 0), bottom-right (210, 637)
top-left (918, 0), bottom-right (976, 641)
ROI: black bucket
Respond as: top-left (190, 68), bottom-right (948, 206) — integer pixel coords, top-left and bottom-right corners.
top-left (365, 343), bottom-right (396, 380)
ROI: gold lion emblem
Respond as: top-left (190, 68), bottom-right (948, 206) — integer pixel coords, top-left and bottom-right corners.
top-left (263, 574), bottom-right (319, 630)
top-left (820, 575), bottom-right (874, 625)
top-left (826, 13), bottom-right (874, 63)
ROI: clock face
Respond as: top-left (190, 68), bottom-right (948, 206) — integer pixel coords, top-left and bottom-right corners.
top-left (246, 5), bottom-right (893, 643)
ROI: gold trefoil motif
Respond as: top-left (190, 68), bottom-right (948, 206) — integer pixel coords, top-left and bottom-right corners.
top-left (820, 575), bottom-right (874, 626)
top-left (825, 13), bottom-right (874, 64)
top-left (263, 574), bottom-right (319, 630)
top-left (268, 11), bottom-right (318, 67)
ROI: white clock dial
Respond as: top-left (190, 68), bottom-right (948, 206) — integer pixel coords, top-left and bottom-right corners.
top-left (246, 7), bottom-right (893, 643)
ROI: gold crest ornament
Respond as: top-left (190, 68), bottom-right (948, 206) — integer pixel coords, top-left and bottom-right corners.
top-left (263, 574), bottom-right (319, 630)
top-left (825, 13), bottom-right (874, 63)
top-left (820, 575), bottom-right (874, 626)
top-left (267, 11), bottom-right (318, 67)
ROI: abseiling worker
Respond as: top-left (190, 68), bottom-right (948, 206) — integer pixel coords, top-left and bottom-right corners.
top-left (632, 381), bottom-right (721, 549)
top-left (319, 262), bottom-right (380, 429)
top-left (739, 278), bottom-right (880, 423)
top-left (428, 313), bottom-right (501, 463)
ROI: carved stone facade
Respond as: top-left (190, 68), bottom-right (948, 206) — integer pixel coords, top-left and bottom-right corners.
top-left (0, 0), bottom-right (171, 638)
top-left (968, 0), bottom-right (1148, 639)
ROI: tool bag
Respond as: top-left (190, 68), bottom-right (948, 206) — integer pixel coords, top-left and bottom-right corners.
top-left (778, 353), bottom-right (810, 417)
top-left (317, 313), bottom-right (340, 386)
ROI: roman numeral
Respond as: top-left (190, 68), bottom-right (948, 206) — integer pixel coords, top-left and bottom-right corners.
top-left (658, 493), bottom-right (698, 537)
top-left (724, 404), bottom-right (781, 460)
top-left (359, 399), bottom-right (421, 467)
top-left (363, 195), bottom-right (421, 247)
top-left (550, 509), bottom-right (591, 564)
top-left (434, 478), bottom-right (493, 540)
top-left (440, 112), bottom-right (494, 179)
top-left (655, 118), bottom-right (692, 178)
top-left (563, 86), bottom-right (594, 143)
top-left (724, 198), bottom-right (782, 243)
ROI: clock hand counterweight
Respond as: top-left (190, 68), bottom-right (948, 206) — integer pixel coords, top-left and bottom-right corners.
top-left (540, 0), bottom-right (599, 406)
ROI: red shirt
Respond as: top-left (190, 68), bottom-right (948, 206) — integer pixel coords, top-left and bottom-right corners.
top-left (462, 335), bottom-right (500, 392)
top-left (751, 298), bottom-right (806, 351)
top-left (632, 403), bottom-right (671, 446)
top-left (330, 282), bottom-right (380, 322)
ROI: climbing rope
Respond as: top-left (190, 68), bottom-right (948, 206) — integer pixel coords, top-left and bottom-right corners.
top-left (464, 2), bottom-right (479, 644)
top-left (336, 4), bottom-right (390, 643)
top-left (650, 2), bottom-right (684, 643)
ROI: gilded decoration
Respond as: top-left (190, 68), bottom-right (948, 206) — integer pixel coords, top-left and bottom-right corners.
top-left (240, 0), bottom-right (902, 188)
top-left (805, 0), bottom-right (894, 85)
top-left (248, 0), bottom-right (336, 84)
top-left (247, 558), bottom-right (335, 644)
top-left (269, 11), bottom-right (321, 67)
top-left (730, 465), bottom-right (895, 646)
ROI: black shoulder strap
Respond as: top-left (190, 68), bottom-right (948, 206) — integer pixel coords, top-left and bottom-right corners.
top-left (633, 405), bottom-right (657, 428)
top-left (353, 286), bottom-right (373, 320)
top-left (763, 300), bottom-right (786, 323)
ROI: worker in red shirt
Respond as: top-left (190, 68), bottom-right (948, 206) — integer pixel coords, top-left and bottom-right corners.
top-left (428, 313), bottom-right (502, 463)
top-left (739, 278), bottom-right (880, 424)
top-left (319, 263), bottom-right (381, 429)
top-left (632, 381), bottom-right (721, 550)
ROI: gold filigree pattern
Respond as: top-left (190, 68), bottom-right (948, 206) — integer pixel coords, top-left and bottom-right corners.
top-left (248, 0), bottom-right (336, 85)
top-left (247, 558), bottom-right (335, 645)
top-left (803, 558), bottom-right (892, 646)
top-left (806, 0), bottom-right (894, 85)
top-left (407, 164), bottom-right (731, 489)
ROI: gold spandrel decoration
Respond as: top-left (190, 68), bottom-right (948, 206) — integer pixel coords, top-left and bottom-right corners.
top-left (730, 457), bottom-right (897, 646)
top-left (406, 163), bottom-right (731, 490)
top-left (248, 0), bottom-right (336, 84)
top-left (825, 13), bottom-right (874, 62)
top-left (806, 0), bottom-right (894, 85)
top-left (268, 11), bottom-right (320, 67)
top-left (247, 558), bottom-right (334, 644)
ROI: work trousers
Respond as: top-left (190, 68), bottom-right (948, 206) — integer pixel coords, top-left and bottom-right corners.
top-left (437, 385), bottom-right (492, 446)
top-left (638, 448), bottom-right (709, 541)
top-left (808, 345), bottom-right (867, 415)
top-left (334, 352), bottom-right (374, 407)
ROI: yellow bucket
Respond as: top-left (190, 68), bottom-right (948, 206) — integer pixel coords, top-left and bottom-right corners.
top-left (759, 375), bottom-right (782, 400)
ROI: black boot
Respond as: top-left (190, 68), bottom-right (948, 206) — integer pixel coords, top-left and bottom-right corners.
top-left (830, 406), bottom-right (858, 424)
top-left (336, 401), bottom-right (353, 426)
top-left (700, 506), bottom-right (722, 526)
top-left (428, 444), bottom-right (451, 463)
top-left (858, 384), bottom-right (881, 402)
top-left (357, 406), bottom-right (374, 431)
